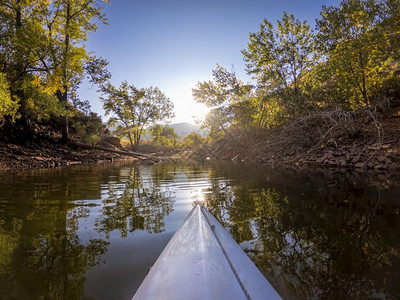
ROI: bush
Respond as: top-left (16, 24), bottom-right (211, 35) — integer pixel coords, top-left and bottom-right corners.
top-left (70, 112), bottom-right (103, 145)
top-left (183, 132), bottom-right (205, 148)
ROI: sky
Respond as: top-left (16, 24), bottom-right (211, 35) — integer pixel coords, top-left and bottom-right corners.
top-left (79, 0), bottom-right (341, 124)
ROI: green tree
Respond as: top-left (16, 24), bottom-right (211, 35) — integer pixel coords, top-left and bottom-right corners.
top-left (0, 73), bottom-right (19, 126)
top-left (42, 0), bottom-right (110, 143)
top-left (149, 124), bottom-right (178, 147)
top-left (182, 131), bottom-right (205, 148)
top-left (101, 81), bottom-right (174, 151)
top-left (316, 0), bottom-right (399, 108)
top-left (242, 12), bottom-right (316, 117)
top-left (0, 0), bottom-right (59, 137)
top-left (192, 65), bottom-right (252, 138)
top-left (0, 0), bottom-right (109, 140)
top-left (70, 111), bottom-right (103, 145)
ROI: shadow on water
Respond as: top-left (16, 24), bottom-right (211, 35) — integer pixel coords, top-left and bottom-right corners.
top-left (204, 163), bottom-right (400, 299)
top-left (0, 161), bottom-right (399, 299)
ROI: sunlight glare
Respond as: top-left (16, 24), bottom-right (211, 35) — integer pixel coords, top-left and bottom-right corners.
top-left (164, 82), bottom-right (210, 124)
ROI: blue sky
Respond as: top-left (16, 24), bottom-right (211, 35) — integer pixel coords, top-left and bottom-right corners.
top-left (80, 0), bottom-right (341, 124)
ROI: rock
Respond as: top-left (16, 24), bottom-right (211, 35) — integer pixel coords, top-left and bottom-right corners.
top-left (328, 159), bottom-right (336, 166)
top-left (352, 153), bottom-right (362, 163)
top-left (354, 162), bottom-right (365, 169)
top-left (377, 155), bottom-right (387, 163)
top-left (142, 159), bottom-right (156, 165)
top-left (377, 174), bottom-right (387, 180)
top-left (374, 164), bottom-right (385, 170)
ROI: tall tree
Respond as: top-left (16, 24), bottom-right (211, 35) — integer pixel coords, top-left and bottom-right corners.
top-left (0, 0), bottom-right (109, 140)
top-left (192, 65), bottom-right (252, 138)
top-left (101, 82), bottom-right (174, 151)
top-left (0, 0), bottom-right (56, 137)
top-left (316, 0), bottom-right (398, 108)
top-left (43, 0), bottom-right (109, 143)
top-left (242, 12), bottom-right (316, 116)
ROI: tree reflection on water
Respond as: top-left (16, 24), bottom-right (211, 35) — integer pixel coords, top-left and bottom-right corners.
top-left (95, 166), bottom-right (175, 237)
top-left (0, 167), bottom-right (109, 299)
top-left (204, 164), bottom-right (400, 299)
top-left (0, 163), bottom-right (179, 299)
top-left (1, 162), bottom-right (399, 299)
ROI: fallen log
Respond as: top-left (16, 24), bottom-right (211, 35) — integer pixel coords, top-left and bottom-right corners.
top-left (71, 141), bottom-right (162, 161)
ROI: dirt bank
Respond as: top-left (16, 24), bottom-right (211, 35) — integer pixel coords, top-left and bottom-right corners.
top-left (0, 138), bottom-right (161, 172)
top-left (189, 109), bottom-right (400, 172)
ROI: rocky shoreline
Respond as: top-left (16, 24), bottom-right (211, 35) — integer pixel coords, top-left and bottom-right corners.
top-left (0, 139), bottom-right (149, 172)
top-left (291, 142), bottom-right (399, 172)
top-left (2, 135), bottom-right (399, 173)
top-left (2, 111), bottom-right (400, 173)
top-left (190, 141), bottom-right (400, 173)
top-left (188, 113), bottom-right (400, 173)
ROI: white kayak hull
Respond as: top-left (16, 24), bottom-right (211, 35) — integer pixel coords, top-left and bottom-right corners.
top-left (133, 204), bottom-right (281, 300)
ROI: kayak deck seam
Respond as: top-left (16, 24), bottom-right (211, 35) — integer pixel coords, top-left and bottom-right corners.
top-left (200, 206), bottom-right (251, 300)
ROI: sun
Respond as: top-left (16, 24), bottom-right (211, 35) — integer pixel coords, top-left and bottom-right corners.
top-left (163, 81), bottom-right (210, 124)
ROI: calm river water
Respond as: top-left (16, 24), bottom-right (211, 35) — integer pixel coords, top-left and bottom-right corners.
top-left (0, 161), bottom-right (399, 299)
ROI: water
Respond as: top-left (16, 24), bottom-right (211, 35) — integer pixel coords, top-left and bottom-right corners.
top-left (0, 161), bottom-right (399, 299)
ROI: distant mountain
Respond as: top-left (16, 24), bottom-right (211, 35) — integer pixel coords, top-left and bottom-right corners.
top-left (170, 122), bottom-right (205, 139)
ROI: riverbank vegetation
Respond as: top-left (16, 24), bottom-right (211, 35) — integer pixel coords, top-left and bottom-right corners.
top-left (1, 0), bottom-right (400, 171)
top-left (0, 0), bottom-right (112, 143)
top-left (0, 0), bottom-right (175, 168)
top-left (100, 82), bottom-right (174, 151)
top-left (192, 0), bottom-right (400, 169)
top-left (195, 0), bottom-right (400, 134)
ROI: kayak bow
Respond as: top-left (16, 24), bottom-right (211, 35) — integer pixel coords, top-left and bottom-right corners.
top-left (133, 204), bottom-right (281, 300)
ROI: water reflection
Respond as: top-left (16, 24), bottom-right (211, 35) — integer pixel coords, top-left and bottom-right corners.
top-left (0, 162), bottom-right (399, 299)
top-left (0, 162), bottom-right (182, 299)
top-left (204, 164), bottom-right (400, 299)
top-left (0, 166), bottom-right (109, 299)
top-left (95, 166), bottom-right (175, 237)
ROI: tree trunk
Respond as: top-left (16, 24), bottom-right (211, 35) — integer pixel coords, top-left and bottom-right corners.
top-left (359, 51), bottom-right (369, 108)
top-left (58, 3), bottom-right (71, 144)
top-left (132, 129), bottom-right (141, 152)
top-left (18, 106), bottom-right (33, 141)
top-left (14, 0), bottom-right (33, 140)
top-left (133, 136), bottom-right (139, 152)
top-left (57, 89), bottom-right (69, 144)
top-left (61, 114), bottom-right (69, 144)
top-left (127, 132), bottom-right (135, 150)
